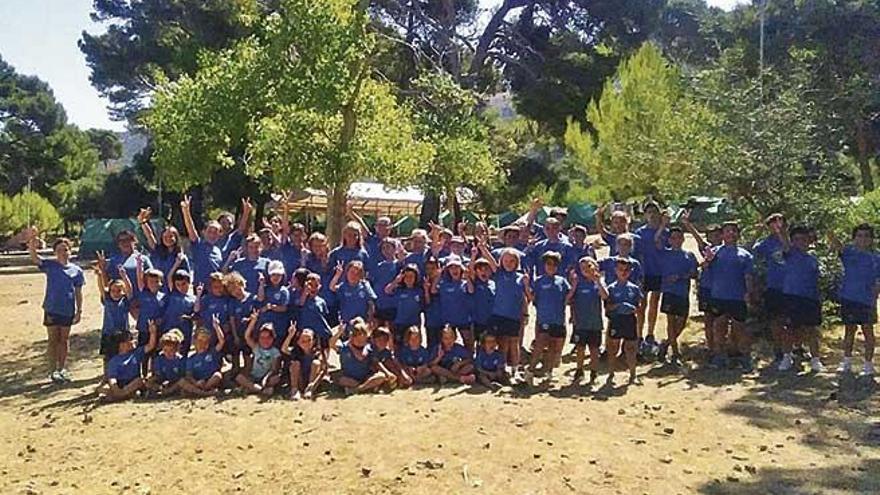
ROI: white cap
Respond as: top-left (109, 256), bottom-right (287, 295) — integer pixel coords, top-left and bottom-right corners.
top-left (268, 260), bottom-right (285, 276)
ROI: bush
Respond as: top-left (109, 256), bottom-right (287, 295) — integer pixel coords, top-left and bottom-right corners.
top-left (0, 192), bottom-right (63, 237)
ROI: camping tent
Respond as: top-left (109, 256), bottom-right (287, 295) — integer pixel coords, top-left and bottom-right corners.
top-left (284, 182), bottom-right (475, 218)
top-left (79, 218), bottom-right (165, 259)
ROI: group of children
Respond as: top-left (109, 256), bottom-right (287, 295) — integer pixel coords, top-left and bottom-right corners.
top-left (29, 194), bottom-right (879, 401)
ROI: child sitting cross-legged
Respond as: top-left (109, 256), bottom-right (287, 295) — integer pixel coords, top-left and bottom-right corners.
top-left (145, 328), bottom-right (186, 397)
top-left (429, 326), bottom-right (476, 385)
top-left (329, 317), bottom-right (396, 395)
top-left (99, 320), bottom-right (158, 402)
top-left (281, 327), bottom-right (327, 401)
top-left (235, 309), bottom-right (282, 397)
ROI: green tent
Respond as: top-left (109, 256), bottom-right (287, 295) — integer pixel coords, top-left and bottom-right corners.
top-left (566, 203), bottom-right (597, 227)
top-left (670, 197), bottom-right (731, 227)
top-left (439, 210), bottom-right (480, 227)
top-left (80, 218), bottom-right (165, 259)
top-left (495, 211), bottom-right (518, 227)
top-left (392, 215), bottom-right (417, 236)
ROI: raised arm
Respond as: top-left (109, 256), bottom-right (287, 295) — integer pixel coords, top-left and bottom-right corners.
top-left (237, 197), bottom-right (253, 236)
top-left (429, 222), bottom-right (443, 257)
top-left (167, 252), bottom-right (185, 289)
top-left (118, 265), bottom-right (134, 299)
top-left (25, 227), bottom-right (42, 266)
top-left (243, 310), bottom-right (259, 350)
top-left (525, 197), bottom-right (542, 232)
top-left (327, 323), bottom-right (346, 350)
top-left (211, 315), bottom-right (226, 353)
top-left (280, 321), bottom-right (297, 355)
top-left (655, 213), bottom-right (670, 249)
top-left (680, 210), bottom-right (708, 252)
top-left (137, 207), bottom-right (158, 251)
top-left (345, 199), bottom-right (371, 240)
top-left (329, 262), bottom-right (344, 292)
top-left (134, 255), bottom-right (145, 292)
top-left (478, 243), bottom-right (498, 273)
top-left (95, 266), bottom-right (108, 304)
top-left (144, 319), bottom-right (159, 354)
top-left (594, 204), bottom-right (609, 237)
top-left (180, 195), bottom-right (199, 243)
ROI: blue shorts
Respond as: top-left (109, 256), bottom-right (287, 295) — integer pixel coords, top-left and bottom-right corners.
top-left (697, 287), bottom-right (713, 313)
top-left (785, 295), bottom-right (822, 328)
top-left (473, 323), bottom-right (490, 341)
top-left (490, 315), bottom-right (521, 338)
top-left (644, 275), bottom-right (662, 292)
top-left (609, 314), bottom-right (637, 341)
top-left (375, 307), bottom-right (396, 323)
top-left (536, 323), bottom-right (566, 339)
top-left (840, 299), bottom-right (876, 326)
top-left (763, 288), bottom-right (786, 317)
top-left (661, 293), bottom-right (690, 317)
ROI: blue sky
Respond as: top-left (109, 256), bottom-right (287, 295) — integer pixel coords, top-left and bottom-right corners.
top-left (0, 0), bottom-right (747, 132)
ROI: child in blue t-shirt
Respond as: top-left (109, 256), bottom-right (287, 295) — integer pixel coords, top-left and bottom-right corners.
top-left (569, 257), bottom-right (608, 384)
top-left (100, 320), bottom-right (158, 402)
top-left (330, 260), bottom-right (377, 327)
top-left (257, 260), bottom-right (291, 346)
top-left (179, 316), bottom-right (226, 397)
top-left (329, 318), bottom-right (395, 395)
top-left (831, 224), bottom-right (878, 376)
top-left (467, 258), bottom-right (496, 345)
top-left (429, 327), bottom-right (476, 385)
top-left (606, 258), bottom-right (644, 385)
top-left (778, 224), bottom-right (824, 373)
top-left (385, 264), bottom-right (424, 345)
top-left (370, 327), bottom-right (404, 388)
top-left (225, 272), bottom-right (257, 375)
top-left (296, 273), bottom-right (334, 350)
top-left (434, 256), bottom-right (473, 350)
top-left (396, 326), bottom-right (433, 386)
top-left (475, 333), bottom-right (508, 387)
top-left (525, 251), bottom-right (573, 387)
top-left (95, 262), bottom-right (133, 379)
top-left (656, 225), bottom-right (698, 365)
top-left (146, 328), bottom-right (185, 397)
top-left (281, 327), bottom-right (327, 401)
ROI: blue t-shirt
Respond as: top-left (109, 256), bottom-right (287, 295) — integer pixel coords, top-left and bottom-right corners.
top-left (279, 242), bottom-right (305, 278)
top-left (393, 287), bottom-right (423, 327)
top-left (607, 280), bottom-right (643, 315)
top-left (491, 246), bottom-right (528, 273)
top-left (431, 343), bottom-right (471, 369)
top-left (229, 292), bottom-right (258, 335)
top-left (839, 245), bottom-right (880, 306)
top-left (191, 239), bottom-right (223, 288)
top-left (439, 278), bottom-right (472, 327)
top-left (599, 256), bottom-right (642, 286)
top-left (699, 245), bottom-right (716, 289)
top-left (148, 250), bottom-right (190, 293)
top-left (660, 249), bottom-right (698, 297)
top-left (304, 255), bottom-right (336, 308)
top-left (328, 245), bottom-right (370, 272)
top-left (398, 345), bottom-right (431, 367)
top-left (39, 259), bottom-right (85, 317)
top-left (135, 290), bottom-right (166, 333)
top-left (186, 350), bottom-right (220, 381)
top-left (153, 353), bottom-right (184, 382)
top-left (297, 295), bottom-right (332, 340)
top-left (107, 346), bottom-right (145, 384)
top-left (220, 231), bottom-right (243, 259)
top-left (337, 341), bottom-right (373, 381)
top-left (108, 251), bottom-right (153, 288)
top-left (259, 285), bottom-right (291, 338)
top-left (492, 270), bottom-right (527, 321)
top-left (230, 257), bottom-right (270, 294)
top-left (533, 274), bottom-right (571, 326)
top-left (752, 235), bottom-right (786, 291)
top-left (424, 289), bottom-right (444, 328)
top-left (370, 260), bottom-right (401, 310)
top-left (528, 239), bottom-right (574, 276)
top-left (476, 349), bottom-right (504, 372)
top-left (404, 248), bottom-right (431, 276)
top-left (198, 292), bottom-right (229, 326)
top-left (162, 291), bottom-right (196, 343)
top-left (101, 296), bottom-right (130, 335)
top-left (782, 248), bottom-right (819, 301)
top-left (337, 280), bottom-right (377, 323)
top-left (470, 279), bottom-right (496, 325)
top-left (572, 277), bottom-right (603, 331)
top-left (709, 245), bottom-right (754, 302)
top-left (634, 225), bottom-right (669, 277)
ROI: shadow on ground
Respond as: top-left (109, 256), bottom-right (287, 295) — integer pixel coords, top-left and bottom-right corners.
top-left (699, 458), bottom-right (880, 494)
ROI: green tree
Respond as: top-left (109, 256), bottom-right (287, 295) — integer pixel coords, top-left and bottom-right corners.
top-left (565, 43), bottom-right (710, 201)
top-left (146, 0), bottom-right (433, 243)
top-left (86, 129), bottom-right (122, 169)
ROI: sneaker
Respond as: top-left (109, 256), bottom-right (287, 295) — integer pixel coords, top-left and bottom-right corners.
top-left (810, 357), bottom-right (825, 373)
top-left (645, 334), bottom-right (657, 345)
top-left (738, 355), bottom-right (754, 374)
top-left (525, 370), bottom-right (537, 387)
top-left (657, 341), bottom-right (669, 362)
top-left (543, 369), bottom-right (555, 386)
top-left (49, 371), bottom-right (62, 383)
top-left (589, 370), bottom-right (598, 384)
top-left (862, 362), bottom-right (875, 377)
top-left (777, 354), bottom-right (794, 372)
top-left (837, 358), bottom-right (853, 374)
top-left (290, 391), bottom-right (302, 401)
top-left (668, 355), bottom-right (682, 367)
top-left (58, 369), bottom-right (73, 382)
top-left (708, 354), bottom-right (728, 369)
top-left (572, 369), bottom-right (584, 383)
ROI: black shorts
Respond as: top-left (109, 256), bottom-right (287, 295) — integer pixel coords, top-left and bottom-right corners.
top-left (841, 299), bottom-right (877, 326)
top-left (785, 295), bottom-right (822, 328)
top-left (763, 288), bottom-right (787, 317)
top-left (609, 314), bottom-right (637, 341)
top-left (490, 315), bottom-right (521, 338)
top-left (644, 275), bottom-right (662, 292)
top-left (661, 293), bottom-right (690, 317)
top-left (100, 333), bottom-right (121, 359)
top-left (571, 327), bottom-right (602, 347)
top-left (536, 323), bottom-right (566, 339)
top-left (697, 287), bottom-right (713, 313)
top-left (712, 299), bottom-right (748, 323)
top-left (374, 307), bottom-right (397, 323)
top-left (43, 311), bottom-right (73, 327)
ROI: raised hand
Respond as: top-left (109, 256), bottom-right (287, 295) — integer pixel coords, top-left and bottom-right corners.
top-left (333, 260), bottom-right (344, 277)
top-left (137, 207), bottom-right (152, 223)
top-left (180, 194), bottom-right (192, 211)
top-left (117, 265), bottom-right (127, 278)
top-left (195, 284), bottom-right (204, 297)
top-left (96, 250), bottom-right (107, 271)
top-left (258, 272), bottom-right (266, 287)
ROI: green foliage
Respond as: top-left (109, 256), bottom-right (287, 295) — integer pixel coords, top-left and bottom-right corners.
top-left (0, 192), bottom-right (62, 236)
top-left (86, 129), bottom-right (123, 167)
top-left (565, 43), bottom-right (709, 201)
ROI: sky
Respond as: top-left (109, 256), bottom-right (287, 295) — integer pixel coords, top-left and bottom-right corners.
top-left (0, 0), bottom-right (747, 133)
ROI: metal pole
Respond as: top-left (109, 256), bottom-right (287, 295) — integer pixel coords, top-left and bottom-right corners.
top-left (157, 178), bottom-right (163, 218)
top-left (26, 176), bottom-right (32, 228)
top-left (759, 0), bottom-right (766, 99)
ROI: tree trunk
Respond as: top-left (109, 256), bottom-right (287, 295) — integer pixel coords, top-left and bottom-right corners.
top-left (446, 184), bottom-right (460, 227)
top-left (419, 193), bottom-right (441, 228)
top-left (326, 185), bottom-right (348, 247)
top-left (856, 120), bottom-right (875, 192)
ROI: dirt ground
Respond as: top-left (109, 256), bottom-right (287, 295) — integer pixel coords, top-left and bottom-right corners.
top-left (1, 271), bottom-right (879, 495)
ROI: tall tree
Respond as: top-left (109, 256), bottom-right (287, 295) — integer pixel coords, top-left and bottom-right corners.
top-left (146, 0), bottom-right (433, 243)
top-left (86, 128), bottom-right (123, 169)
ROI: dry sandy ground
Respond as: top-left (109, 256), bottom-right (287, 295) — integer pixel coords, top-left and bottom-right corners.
top-left (1, 271), bottom-right (879, 495)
